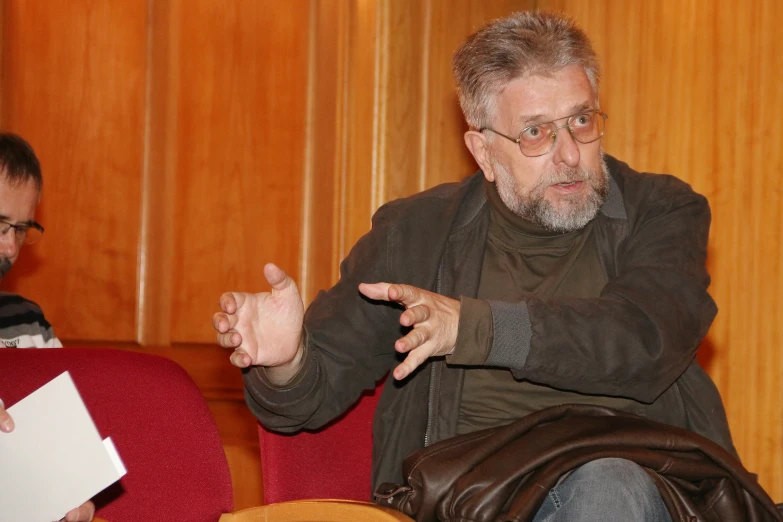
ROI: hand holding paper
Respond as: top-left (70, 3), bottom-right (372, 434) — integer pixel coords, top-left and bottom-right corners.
top-left (0, 372), bottom-right (126, 522)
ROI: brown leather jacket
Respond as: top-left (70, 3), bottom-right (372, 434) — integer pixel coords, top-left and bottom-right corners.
top-left (375, 405), bottom-right (782, 522)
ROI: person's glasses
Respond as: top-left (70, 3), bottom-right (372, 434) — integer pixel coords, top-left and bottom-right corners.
top-left (0, 219), bottom-right (44, 245)
top-left (481, 109), bottom-right (608, 158)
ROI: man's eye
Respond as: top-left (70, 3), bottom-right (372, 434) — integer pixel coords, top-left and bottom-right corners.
top-left (572, 114), bottom-right (591, 127)
top-left (521, 126), bottom-right (543, 140)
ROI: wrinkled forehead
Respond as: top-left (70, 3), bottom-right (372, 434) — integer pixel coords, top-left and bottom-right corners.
top-left (490, 65), bottom-right (598, 129)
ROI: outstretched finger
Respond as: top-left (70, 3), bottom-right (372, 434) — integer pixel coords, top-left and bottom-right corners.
top-left (386, 283), bottom-right (420, 305)
top-left (393, 347), bottom-right (429, 380)
top-left (230, 349), bottom-right (252, 368)
top-left (219, 292), bottom-right (247, 314)
top-left (264, 263), bottom-right (298, 294)
top-left (217, 331), bottom-right (242, 348)
top-left (400, 304), bottom-right (430, 327)
top-left (213, 311), bottom-right (238, 333)
top-left (358, 282), bottom-right (393, 301)
top-left (395, 328), bottom-right (427, 353)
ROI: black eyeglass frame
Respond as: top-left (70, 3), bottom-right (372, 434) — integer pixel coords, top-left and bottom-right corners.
top-left (0, 219), bottom-right (45, 245)
top-left (480, 109), bottom-right (608, 158)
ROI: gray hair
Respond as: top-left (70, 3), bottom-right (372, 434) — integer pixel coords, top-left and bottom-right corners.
top-left (453, 11), bottom-right (600, 129)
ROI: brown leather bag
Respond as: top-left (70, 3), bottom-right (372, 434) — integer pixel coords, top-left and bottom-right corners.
top-left (374, 405), bottom-right (782, 522)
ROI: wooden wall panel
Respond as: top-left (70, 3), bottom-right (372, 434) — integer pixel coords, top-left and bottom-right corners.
top-left (168, 0), bottom-right (310, 343)
top-left (710, 0), bottom-right (783, 499)
top-left (0, 0), bottom-right (147, 341)
top-left (539, 0), bottom-right (783, 498)
top-left (422, 0), bottom-right (534, 189)
top-left (339, 2), bottom-right (381, 257)
top-left (300, 0), bottom-right (346, 303)
top-left (378, 0), bottom-right (428, 203)
top-left (137, 0), bottom-right (178, 345)
top-left (379, 0), bottom-right (538, 200)
top-left (305, 0), bottom-right (537, 293)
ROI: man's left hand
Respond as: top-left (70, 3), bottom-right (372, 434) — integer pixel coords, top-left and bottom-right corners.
top-left (358, 282), bottom-right (460, 380)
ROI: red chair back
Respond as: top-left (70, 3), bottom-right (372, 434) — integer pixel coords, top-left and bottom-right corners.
top-left (0, 348), bottom-right (233, 522)
top-left (258, 380), bottom-right (384, 504)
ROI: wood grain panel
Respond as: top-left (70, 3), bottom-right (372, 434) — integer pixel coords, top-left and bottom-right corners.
top-left (300, 0), bottom-right (348, 304)
top-left (423, 0), bottom-right (536, 189)
top-left (339, 1), bottom-right (381, 255)
top-left (329, 0), bottom-right (541, 258)
top-left (168, 0), bottom-right (310, 343)
top-left (378, 0), bottom-right (428, 203)
top-left (137, 0), bottom-right (178, 345)
top-left (710, 0), bottom-right (783, 499)
top-left (0, 0), bottom-right (146, 341)
top-left (306, 0), bottom-right (538, 295)
top-left (539, 0), bottom-right (783, 499)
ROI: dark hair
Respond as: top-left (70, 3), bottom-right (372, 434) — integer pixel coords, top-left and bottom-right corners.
top-left (0, 133), bottom-right (43, 192)
top-left (453, 10), bottom-right (600, 129)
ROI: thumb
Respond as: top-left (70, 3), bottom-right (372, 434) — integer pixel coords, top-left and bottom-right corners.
top-left (264, 263), bottom-right (298, 294)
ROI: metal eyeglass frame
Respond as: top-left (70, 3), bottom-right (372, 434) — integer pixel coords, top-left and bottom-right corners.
top-left (480, 109), bottom-right (608, 158)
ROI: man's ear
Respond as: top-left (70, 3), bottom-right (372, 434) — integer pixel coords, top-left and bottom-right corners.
top-left (464, 130), bottom-right (495, 182)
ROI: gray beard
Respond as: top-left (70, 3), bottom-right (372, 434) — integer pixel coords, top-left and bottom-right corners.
top-left (493, 155), bottom-right (610, 233)
top-left (0, 258), bottom-right (11, 279)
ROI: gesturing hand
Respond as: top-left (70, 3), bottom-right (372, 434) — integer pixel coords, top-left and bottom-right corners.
top-left (358, 282), bottom-right (460, 380)
top-left (213, 263), bottom-right (305, 371)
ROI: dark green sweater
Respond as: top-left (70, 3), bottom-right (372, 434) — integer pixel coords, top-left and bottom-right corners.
top-left (453, 182), bottom-right (640, 434)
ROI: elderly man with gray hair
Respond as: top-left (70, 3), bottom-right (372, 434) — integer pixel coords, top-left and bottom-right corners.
top-left (214, 11), bottom-right (734, 521)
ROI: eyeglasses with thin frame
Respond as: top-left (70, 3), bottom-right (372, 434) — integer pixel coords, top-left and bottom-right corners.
top-left (481, 109), bottom-right (608, 158)
top-left (0, 219), bottom-right (44, 245)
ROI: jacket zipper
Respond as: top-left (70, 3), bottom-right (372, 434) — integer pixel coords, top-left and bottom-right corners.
top-left (424, 258), bottom-right (446, 447)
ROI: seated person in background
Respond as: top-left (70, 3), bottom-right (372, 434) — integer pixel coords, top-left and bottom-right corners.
top-left (0, 133), bottom-right (61, 349)
top-left (0, 132), bottom-right (93, 522)
top-left (214, 11), bottom-right (736, 522)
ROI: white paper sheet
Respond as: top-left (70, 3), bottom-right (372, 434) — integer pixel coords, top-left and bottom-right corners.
top-left (0, 372), bottom-right (126, 522)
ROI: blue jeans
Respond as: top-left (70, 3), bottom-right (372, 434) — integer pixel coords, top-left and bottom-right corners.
top-left (532, 458), bottom-right (673, 522)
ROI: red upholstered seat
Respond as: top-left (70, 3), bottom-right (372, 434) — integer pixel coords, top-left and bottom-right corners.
top-left (0, 347), bottom-right (233, 522)
top-left (258, 379), bottom-right (384, 504)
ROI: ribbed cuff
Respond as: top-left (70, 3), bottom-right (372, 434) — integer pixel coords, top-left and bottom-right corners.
top-left (485, 300), bottom-right (532, 369)
top-left (242, 336), bottom-right (320, 405)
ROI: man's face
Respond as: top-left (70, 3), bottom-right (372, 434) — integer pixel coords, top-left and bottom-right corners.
top-left (0, 175), bottom-right (39, 279)
top-left (467, 64), bottom-right (609, 232)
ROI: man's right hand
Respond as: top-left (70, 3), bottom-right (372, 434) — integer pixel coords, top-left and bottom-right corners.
top-left (213, 263), bottom-right (305, 378)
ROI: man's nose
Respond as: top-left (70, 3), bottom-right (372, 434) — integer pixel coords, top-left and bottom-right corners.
top-left (551, 128), bottom-right (581, 167)
top-left (0, 231), bottom-right (20, 259)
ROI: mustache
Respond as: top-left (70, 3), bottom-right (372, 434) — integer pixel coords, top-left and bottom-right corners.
top-left (545, 166), bottom-right (590, 185)
top-left (0, 258), bottom-right (11, 279)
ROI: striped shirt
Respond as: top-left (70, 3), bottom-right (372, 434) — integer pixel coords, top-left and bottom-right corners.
top-left (0, 292), bottom-right (62, 348)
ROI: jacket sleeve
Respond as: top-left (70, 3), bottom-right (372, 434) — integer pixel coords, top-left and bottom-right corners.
top-left (483, 181), bottom-right (717, 403)
top-left (242, 205), bottom-right (402, 432)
